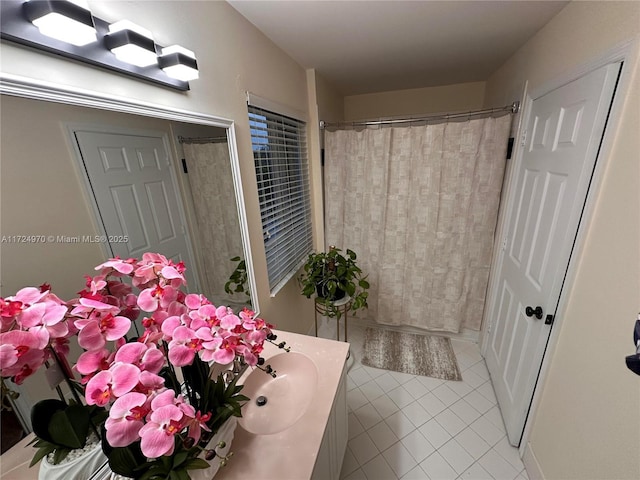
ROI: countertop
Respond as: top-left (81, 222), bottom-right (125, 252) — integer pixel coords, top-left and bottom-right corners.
top-left (216, 329), bottom-right (350, 480)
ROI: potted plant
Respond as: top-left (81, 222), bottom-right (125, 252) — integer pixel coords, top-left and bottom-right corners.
top-left (299, 246), bottom-right (370, 319)
top-left (224, 256), bottom-right (251, 306)
top-left (0, 253), bottom-right (289, 480)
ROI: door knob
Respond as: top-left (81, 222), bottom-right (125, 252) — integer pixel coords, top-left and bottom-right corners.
top-left (525, 305), bottom-right (543, 319)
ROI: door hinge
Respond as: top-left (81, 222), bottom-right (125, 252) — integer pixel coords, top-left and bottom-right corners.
top-left (501, 237), bottom-right (508, 251)
top-left (520, 130), bottom-right (527, 147)
top-left (545, 314), bottom-right (554, 326)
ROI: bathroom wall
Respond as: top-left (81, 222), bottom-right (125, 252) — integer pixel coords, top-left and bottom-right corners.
top-left (484, 1), bottom-right (640, 478)
top-left (306, 69), bottom-right (345, 253)
top-left (343, 81), bottom-right (486, 120)
top-left (0, 1), bottom-right (315, 338)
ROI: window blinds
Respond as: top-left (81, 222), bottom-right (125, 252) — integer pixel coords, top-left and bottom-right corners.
top-left (248, 105), bottom-right (313, 293)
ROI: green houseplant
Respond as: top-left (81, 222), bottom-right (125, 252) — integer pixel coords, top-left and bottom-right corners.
top-left (224, 256), bottom-right (251, 306)
top-left (299, 247), bottom-right (370, 319)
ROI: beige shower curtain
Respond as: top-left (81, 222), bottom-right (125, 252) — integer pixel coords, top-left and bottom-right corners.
top-left (183, 142), bottom-right (244, 308)
top-left (324, 115), bottom-right (511, 332)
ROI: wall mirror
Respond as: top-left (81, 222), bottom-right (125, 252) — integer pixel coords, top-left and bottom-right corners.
top-left (0, 76), bottom-right (258, 313)
top-left (0, 75), bottom-right (258, 447)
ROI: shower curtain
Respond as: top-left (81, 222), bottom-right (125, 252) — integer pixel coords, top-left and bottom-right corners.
top-left (324, 115), bottom-right (511, 332)
top-left (182, 142), bottom-right (244, 307)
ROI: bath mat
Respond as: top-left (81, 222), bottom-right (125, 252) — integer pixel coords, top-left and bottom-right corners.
top-left (362, 327), bottom-right (462, 381)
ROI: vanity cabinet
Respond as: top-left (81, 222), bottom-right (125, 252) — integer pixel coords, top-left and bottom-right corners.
top-left (312, 362), bottom-right (348, 480)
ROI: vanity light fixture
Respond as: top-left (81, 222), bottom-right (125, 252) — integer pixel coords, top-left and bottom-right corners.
top-left (0, 0), bottom-right (197, 90)
top-left (105, 20), bottom-right (157, 68)
top-left (158, 45), bottom-right (199, 81)
top-left (23, 0), bottom-right (97, 46)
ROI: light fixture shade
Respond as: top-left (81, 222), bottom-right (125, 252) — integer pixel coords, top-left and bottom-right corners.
top-left (23, 0), bottom-right (97, 46)
top-left (158, 45), bottom-right (199, 81)
top-left (105, 20), bottom-right (157, 68)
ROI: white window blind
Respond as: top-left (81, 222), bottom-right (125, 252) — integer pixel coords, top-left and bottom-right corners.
top-left (248, 104), bottom-right (313, 293)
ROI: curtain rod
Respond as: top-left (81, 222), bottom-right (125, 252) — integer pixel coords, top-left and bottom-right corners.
top-left (178, 135), bottom-right (227, 144)
top-left (320, 101), bottom-right (520, 129)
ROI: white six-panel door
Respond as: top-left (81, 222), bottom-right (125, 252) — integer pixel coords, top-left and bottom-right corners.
top-left (74, 130), bottom-right (198, 289)
top-left (485, 63), bottom-right (621, 445)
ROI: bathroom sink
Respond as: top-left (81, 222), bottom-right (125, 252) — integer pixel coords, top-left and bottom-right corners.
top-left (239, 352), bottom-right (319, 435)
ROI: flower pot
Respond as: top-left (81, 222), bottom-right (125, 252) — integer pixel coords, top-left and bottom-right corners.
top-left (190, 417), bottom-right (238, 480)
top-left (315, 283), bottom-right (346, 302)
top-left (39, 435), bottom-right (107, 480)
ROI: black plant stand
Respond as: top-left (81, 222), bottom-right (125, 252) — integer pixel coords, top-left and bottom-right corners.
top-left (314, 295), bottom-right (352, 342)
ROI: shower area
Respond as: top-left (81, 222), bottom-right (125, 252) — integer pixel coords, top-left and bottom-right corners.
top-left (321, 104), bottom-right (516, 338)
top-left (179, 135), bottom-right (248, 312)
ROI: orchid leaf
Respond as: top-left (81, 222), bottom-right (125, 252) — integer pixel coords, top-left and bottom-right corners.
top-left (187, 458), bottom-right (210, 470)
top-left (29, 442), bottom-right (56, 467)
top-left (48, 403), bottom-right (90, 449)
top-left (31, 399), bottom-right (66, 443)
top-left (51, 447), bottom-right (70, 465)
top-left (172, 450), bottom-right (188, 468)
top-left (109, 444), bottom-right (147, 477)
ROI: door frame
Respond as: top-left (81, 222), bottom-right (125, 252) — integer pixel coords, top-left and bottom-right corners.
top-left (480, 37), bottom-right (638, 458)
top-left (65, 123), bottom-right (201, 292)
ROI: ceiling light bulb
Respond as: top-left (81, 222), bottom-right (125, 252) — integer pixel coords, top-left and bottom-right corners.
top-left (159, 45), bottom-right (199, 82)
top-left (25, 0), bottom-right (97, 46)
top-left (106, 20), bottom-right (157, 68)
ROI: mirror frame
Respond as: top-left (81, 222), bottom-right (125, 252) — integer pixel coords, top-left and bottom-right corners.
top-left (0, 72), bottom-right (260, 315)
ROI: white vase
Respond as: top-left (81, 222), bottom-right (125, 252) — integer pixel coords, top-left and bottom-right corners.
top-left (38, 438), bottom-right (107, 480)
top-left (190, 416), bottom-right (238, 480)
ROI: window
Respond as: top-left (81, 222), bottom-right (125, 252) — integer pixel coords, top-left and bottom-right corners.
top-left (248, 104), bottom-right (313, 293)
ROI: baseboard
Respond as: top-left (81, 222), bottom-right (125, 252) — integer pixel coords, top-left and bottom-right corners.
top-left (523, 442), bottom-right (544, 480)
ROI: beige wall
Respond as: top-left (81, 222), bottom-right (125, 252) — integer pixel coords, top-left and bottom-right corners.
top-left (344, 81), bottom-right (486, 120)
top-left (0, 1), bottom-right (314, 337)
top-left (484, 2), bottom-right (640, 479)
top-left (306, 69), bottom-right (345, 254)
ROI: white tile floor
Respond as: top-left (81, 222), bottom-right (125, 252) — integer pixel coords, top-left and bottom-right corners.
top-left (317, 320), bottom-right (528, 480)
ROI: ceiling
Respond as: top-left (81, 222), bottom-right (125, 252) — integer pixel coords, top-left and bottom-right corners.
top-left (228, 0), bottom-right (569, 96)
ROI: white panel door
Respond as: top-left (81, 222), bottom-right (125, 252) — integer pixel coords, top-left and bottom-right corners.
top-left (74, 130), bottom-right (197, 289)
top-left (485, 63), bottom-right (620, 445)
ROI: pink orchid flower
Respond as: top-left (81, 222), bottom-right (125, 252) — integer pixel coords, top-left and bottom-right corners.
top-left (9, 287), bottom-right (48, 309)
top-left (75, 348), bottom-right (114, 377)
top-left (76, 313), bottom-right (131, 351)
top-left (105, 391), bottom-right (149, 447)
top-left (206, 331), bottom-right (240, 365)
top-left (184, 293), bottom-right (211, 310)
top-left (0, 330), bottom-right (45, 381)
top-left (137, 285), bottom-right (179, 313)
top-left (85, 362), bottom-right (140, 406)
top-left (114, 342), bottom-right (165, 374)
top-left (83, 275), bottom-right (107, 296)
top-left (138, 389), bottom-right (185, 458)
top-left (167, 326), bottom-right (202, 366)
top-left (95, 257), bottom-right (136, 276)
top-left (215, 306), bottom-right (241, 330)
top-left (183, 410), bottom-right (211, 444)
top-left (187, 304), bottom-right (219, 331)
top-left (137, 371), bottom-right (165, 394)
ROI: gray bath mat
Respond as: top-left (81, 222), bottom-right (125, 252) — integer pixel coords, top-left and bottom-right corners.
top-left (362, 327), bottom-right (462, 381)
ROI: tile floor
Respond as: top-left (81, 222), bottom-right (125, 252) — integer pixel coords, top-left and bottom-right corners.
top-left (317, 321), bottom-right (528, 480)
